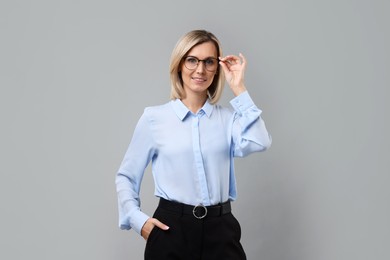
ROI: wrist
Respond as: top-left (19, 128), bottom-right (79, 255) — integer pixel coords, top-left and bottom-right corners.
top-left (231, 84), bottom-right (247, 96)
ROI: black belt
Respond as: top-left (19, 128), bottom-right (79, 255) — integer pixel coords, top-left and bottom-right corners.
top-left (158, 198), bottom-right (231, 219)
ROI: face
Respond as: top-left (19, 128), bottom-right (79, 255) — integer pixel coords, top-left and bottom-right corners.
top-left (180, 41), bottom-right (218, 98)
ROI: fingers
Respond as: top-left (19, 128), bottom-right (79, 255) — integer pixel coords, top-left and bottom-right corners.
top-left (219, 53), bottom-right (247, 95)
top-left (219, 53), bottom-right (246, 66)
top-left (141, 218), bottom-right (169, 240)
top-left (239, 53), bottom-right (247, 68)
top-left (219, 58), bottom-right (229, 74)
top-left (219, 55), bottom-right (238, 66)
top-left (218, 53), bottom-right (247, 76)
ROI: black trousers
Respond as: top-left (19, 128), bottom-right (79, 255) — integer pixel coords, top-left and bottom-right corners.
top-left (144, 199), bottom-right (247, 260)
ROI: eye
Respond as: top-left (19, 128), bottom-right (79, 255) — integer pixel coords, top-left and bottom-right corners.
top-left (186, 57), bottom-right (198, 64)
top-left (205, 58), bottom-right (216, 66)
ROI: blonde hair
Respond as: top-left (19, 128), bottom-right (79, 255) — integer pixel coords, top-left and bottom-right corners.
top-left (169, 30), bottom-right (224, 104)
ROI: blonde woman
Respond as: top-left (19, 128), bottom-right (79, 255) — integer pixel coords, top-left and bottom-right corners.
top-left (116, 29), bottom-right (271, 259)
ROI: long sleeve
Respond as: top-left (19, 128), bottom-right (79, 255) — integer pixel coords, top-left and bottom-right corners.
top-left (115, 109), bottom-right (156, 234)
top-left (115, 93), bottom-right (271, 234)
top-left (230, 91), bottom-right (272, 157)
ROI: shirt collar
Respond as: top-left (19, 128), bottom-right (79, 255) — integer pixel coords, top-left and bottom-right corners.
top-left (201, 100), bottom-right (213, 118)
top-left (171, 99), bottom-right (214, 121)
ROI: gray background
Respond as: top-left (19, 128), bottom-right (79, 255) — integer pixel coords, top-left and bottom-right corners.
top-left (1, 0), bottom-right (389, 259)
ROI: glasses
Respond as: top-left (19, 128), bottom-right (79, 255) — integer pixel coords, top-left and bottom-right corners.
top-left (184, 56), bottom-right (219, 72)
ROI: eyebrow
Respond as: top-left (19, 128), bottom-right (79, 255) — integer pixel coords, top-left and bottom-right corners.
top-left (186, 55), bottom-right (218, 59)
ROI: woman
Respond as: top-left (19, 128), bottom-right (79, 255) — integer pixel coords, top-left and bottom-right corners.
top-left (116, 29), bottom-right (271, 259)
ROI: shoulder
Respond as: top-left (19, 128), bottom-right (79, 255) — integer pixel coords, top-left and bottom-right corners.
top-left (212, 103), bottom-right (234, 117)
top-left (143, 101), bottom-right (172, 121)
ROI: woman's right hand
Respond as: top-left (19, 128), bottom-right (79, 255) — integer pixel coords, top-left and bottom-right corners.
top-left (141, 218), bottom-right (170, 240)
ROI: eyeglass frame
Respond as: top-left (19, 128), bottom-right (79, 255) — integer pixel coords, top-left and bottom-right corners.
top-left (183, 56), bottom-right (219, 72)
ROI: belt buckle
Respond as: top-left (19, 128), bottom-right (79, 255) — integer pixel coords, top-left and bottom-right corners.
top-left (193, 204), bottom-right (207, 219)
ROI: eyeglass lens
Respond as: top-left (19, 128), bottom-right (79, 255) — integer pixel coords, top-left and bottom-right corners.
top-left (184, 56), bottom-right (218, 71)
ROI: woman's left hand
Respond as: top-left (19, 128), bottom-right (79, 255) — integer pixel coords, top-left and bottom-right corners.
top-left (219, 53), bottom-right (247, 96)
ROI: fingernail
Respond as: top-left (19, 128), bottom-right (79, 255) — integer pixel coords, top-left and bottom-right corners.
top-left (164, 226), bottom-right (170, 230)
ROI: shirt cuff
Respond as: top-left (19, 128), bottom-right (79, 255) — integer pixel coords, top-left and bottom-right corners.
top-left (229, 91), bottom-right (256, 114)
top-left (130, 210), bottom-right (150, 235)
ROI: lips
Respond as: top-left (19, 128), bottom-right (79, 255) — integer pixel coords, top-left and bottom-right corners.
top-left (192, 77), bottom-right (207, 83)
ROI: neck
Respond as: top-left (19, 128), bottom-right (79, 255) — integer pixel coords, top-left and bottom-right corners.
top-left (181, 92), bottom-right (208, 114)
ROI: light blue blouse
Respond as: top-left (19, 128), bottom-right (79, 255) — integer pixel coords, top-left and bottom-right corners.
top-left (116, 91), bottom-right (271, 234)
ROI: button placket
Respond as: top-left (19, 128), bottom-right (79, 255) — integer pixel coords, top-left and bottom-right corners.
top-left (191, 113), bottom-right (210, 205)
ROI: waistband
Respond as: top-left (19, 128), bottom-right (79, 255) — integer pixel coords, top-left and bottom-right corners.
top-left (158, 198), bottom-right (231, 219)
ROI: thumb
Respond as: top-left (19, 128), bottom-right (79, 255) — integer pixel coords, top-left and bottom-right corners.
top-left (152, 218), bottom-right (170, 231)
top-left (219, 60), bottom-right (229, 75)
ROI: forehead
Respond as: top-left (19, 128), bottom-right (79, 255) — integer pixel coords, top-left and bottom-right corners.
top-left (187, 41), bottom-right (217, 58)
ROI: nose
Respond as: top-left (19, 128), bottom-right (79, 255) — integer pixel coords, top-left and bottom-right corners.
top-left (196, 61), bottom-right (206, 73)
